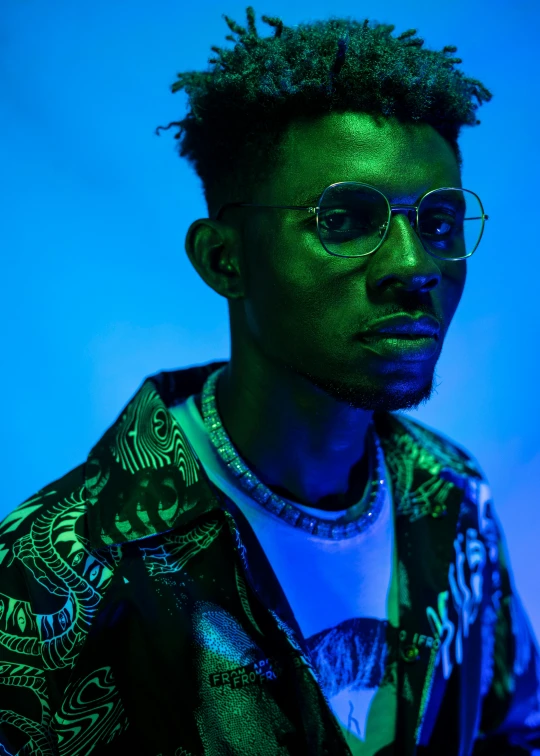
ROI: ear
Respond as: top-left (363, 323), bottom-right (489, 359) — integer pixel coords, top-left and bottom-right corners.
top-left (184, 218), bottom-right (246, 300)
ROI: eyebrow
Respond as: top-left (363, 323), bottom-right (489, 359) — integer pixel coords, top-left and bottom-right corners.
top-left (297, 182), bottom-right (382, 205)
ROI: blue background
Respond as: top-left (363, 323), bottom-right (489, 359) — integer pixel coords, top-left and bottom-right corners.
top-left (1, 0), bottom-right (539, 644)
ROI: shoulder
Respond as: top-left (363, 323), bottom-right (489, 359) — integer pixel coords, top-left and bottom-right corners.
top-left (383, 411), bottom-right (489, 485)
top-left (393, 413), bottom-right (487, 483)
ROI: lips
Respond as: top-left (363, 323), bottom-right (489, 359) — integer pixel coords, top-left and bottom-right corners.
top-left (377, 334), bottom-right (436, 339)
top-left (361, 314), bottom-right (441, 338)
top-left (359, 333), bottom-right (439, 361)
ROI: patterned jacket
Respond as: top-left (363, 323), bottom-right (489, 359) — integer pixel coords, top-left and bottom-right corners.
top-left (0, 360), bottom-right (539, 756)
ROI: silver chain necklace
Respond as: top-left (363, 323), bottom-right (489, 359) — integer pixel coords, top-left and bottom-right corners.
top-left (200, 366), bottom-right (387, 540)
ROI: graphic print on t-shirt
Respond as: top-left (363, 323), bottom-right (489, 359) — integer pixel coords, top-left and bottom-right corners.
top-left (306, 617), bottom-right (398, 756)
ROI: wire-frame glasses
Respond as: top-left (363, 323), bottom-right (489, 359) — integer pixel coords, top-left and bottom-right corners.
top-left (213, 181), bottom-right (489, 261)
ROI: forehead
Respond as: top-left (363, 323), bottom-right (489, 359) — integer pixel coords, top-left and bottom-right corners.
top-left (270, 111), bottom-right (461, 202)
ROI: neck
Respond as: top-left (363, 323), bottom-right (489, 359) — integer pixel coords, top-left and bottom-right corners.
top-left (196, 360), bottom-right (374, 513)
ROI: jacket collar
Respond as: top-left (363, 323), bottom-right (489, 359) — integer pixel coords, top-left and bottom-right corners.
top-left (84, 361), bottom-right (229, 550)
top-left (84, 359), bottom-right (480, 551)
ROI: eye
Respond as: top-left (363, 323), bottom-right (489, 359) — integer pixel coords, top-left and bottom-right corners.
top-left (420, 210), bottom-right (461, 240)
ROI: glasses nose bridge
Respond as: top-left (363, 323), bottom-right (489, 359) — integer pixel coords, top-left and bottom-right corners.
top-left (389, 202), bottom-right (418, 229)
top-left (378, 204), bottom-right (419, 242)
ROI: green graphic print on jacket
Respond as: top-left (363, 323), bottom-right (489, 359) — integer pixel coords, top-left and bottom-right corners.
top-left (0, 360), bottom-right (539, 755)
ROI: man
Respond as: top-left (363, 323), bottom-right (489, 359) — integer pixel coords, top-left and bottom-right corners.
top-left (1, 8), bottom-right (539, 755)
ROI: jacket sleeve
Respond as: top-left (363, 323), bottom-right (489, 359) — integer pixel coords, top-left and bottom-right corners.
top-left (0, 495), bottom-right (59, 756)
top-left (472, 495), bottom-right (540, 755)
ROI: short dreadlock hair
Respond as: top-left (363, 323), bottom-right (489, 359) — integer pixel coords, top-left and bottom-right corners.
top-left (155, 7), bottom-right (493, 219)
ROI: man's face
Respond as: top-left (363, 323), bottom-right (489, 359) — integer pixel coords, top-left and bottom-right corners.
top-left (230, 111), bottom-right (467, 412)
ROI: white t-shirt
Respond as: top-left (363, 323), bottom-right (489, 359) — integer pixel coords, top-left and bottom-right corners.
top-left (169, 395), bottom-right (399, 756)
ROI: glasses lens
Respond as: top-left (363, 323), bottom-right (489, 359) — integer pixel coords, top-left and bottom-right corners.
top-left (318, 184), bottom-right (484, 259)
top-left (418, 188), bottom-right (483, 260)
top-left (318, 183), bottom-right (388, 257)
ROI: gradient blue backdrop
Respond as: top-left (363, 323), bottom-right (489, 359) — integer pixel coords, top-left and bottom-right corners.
top-left (1, 0), bottom-right (539, 646)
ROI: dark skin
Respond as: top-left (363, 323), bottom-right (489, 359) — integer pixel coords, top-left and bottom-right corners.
top-left (185, 112), bottom-right (466, 512)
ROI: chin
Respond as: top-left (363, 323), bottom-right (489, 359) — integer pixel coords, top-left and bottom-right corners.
top-left (302, 368), bottom-right (438, 413)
